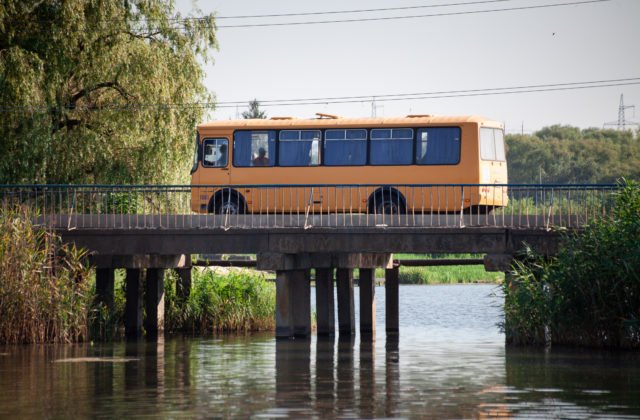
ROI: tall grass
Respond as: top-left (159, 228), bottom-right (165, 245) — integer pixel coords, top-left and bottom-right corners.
top-left (0, 205), bottom-right (92, 344)
top-left (371, 254), bottom-right (503, 284)
top-left (502, 181), bottom-right (640, 348)
top-left (164, 268), bottom-right (275, 333)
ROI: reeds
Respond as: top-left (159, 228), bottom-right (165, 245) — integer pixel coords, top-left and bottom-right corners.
top-left (164, 268), bottom-right (275, 333)
top-left (502, 181), bottom-right (640, 348)
top-left (0, 205), bottom-right (92, 344)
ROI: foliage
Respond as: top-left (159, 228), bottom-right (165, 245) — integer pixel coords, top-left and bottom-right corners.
top-left (164, 268), bottom-right (275, 333)
top-left (502, 181), bottom-right (640, 348)
top-left (0, 205), bottom-right (92, 344)
top-left (0, 0), bottom-right (217, 184)
top-left (372, 254), bottom-right (502, 284)
top-left (506, 126), bottom-right (640, 184)
top-left (242, 99), bottom-right (267, 119)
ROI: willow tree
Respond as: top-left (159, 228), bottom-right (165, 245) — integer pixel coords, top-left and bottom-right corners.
top-left (0, 0), bottom-right (217, 184)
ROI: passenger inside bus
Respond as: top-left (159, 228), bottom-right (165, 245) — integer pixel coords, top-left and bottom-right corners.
top-left (252, 147), bottom-right (270, 166)
top-left (216, 143), bottom-right (228, 166)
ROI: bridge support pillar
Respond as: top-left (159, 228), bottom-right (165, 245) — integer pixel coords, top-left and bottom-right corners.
top-left (144, 268), bottom-right (165, 335)
top-left (125, 269), bottom-right (144, 339)
top-left (337, 268), bottom-right (355, 335)
top-left (385, 264), bottom-right (399, 335)
top-left (359, 268), bottom-right (376, 337)
top-left (176, 267), bottom-right (192, 303)
top-left (315, 268), bottom-right (335, 336)
top-left (95, 268), bottom-right (115, 310)
top-left (275, 269), bottom-right (311, 338)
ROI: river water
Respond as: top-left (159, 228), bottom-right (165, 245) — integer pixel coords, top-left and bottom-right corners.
top-left (1, 284), bottom-right (639, 419)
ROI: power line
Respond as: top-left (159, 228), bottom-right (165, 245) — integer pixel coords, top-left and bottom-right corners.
top-left (214, 0), bottom-right (612, 29)
top-left (206, 0), bottom-right (517, 20)
top-left (215, 78), bottom-right (640, 106)
top-left (15, 0), bottom-right (613, 33)
top-left (2, 77), bottom-right (638, 113)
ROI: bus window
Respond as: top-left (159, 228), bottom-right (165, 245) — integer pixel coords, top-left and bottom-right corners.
top-left (203, 138), bottom-right (228, 167)
top-left (233, 130), bottom-right (276, 167)
top-left (416, 127), bottom-right (460, 165)
top-left (494, 129), bottom-right (506, 161)
top-left (324, 129), bottom-right (367, 166)
top-left (279, 130), bottom-right (321, 166)
top-left (370, 128), bottom-right (413, 165)
top-left (480, 128), bottom-right (505, 161)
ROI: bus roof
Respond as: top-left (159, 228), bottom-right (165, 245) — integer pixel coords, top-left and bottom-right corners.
top-left (198, 115), bottom-right (502, 130)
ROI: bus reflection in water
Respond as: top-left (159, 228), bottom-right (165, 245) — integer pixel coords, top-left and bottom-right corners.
top-left (190, 113), bottom-right (508, 215)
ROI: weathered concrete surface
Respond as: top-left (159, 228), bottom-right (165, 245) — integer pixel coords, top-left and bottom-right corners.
top-left (91, 254), bottom-right (189, 269)
top-left (60, 227), bottom-right (564, 257)
top-left (385, 265), bottom-right (400, 334)
top-left (484, 254), bottom-right (515, 272)
top-left (315, 268), bottom-right (335, 336)
top-left (144, 269), bottom-right (165, 335)
top-left (359, 269), bottom-right (376, 336)
top-left (124, 269), bottom-right (144, 339)
top-left (275, 270), bottom-right (311, 338)
top-left (337, 269), bottom-right (355, 335)
top-left (257, 252), bottom-right (392, 270)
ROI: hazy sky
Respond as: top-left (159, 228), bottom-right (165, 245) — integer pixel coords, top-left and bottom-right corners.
top-left (176, 0), bottom-right (639, 133)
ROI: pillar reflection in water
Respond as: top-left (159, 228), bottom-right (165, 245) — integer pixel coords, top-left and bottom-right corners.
top-left (275, 338), bottom-right (312, 413)
top-left (385, 334), bottom-right (400, 418)
top-left (314, 336), bottom-right (336, 414)
top-left (359, 337), bottom-right (376, 418)
top-left (273, 334), bottom-right (402, 418)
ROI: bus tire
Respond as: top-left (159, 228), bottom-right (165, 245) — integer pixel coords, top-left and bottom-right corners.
top-left (369, 189), bottom-right (406, 215)
top-left (209, 190), bottom-right (246, 215)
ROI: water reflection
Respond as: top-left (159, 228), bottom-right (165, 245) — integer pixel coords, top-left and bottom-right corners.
top-left (1, 285), bottom-right (639, 418)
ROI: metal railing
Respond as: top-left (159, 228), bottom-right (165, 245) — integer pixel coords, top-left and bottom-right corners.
top-left (0, 184), bottom-right (620, 230)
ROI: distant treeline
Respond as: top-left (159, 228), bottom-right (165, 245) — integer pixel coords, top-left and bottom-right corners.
top-left (506, 126), bottom-right (640, 184)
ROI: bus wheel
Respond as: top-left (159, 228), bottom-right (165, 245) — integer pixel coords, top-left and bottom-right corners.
top-left (211, 191), bottom-right (246, 215)
top-left (374, 194), bottom-right (406, 215)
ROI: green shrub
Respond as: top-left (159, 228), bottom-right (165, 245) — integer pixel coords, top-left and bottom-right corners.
top-left (502, 181), bottom-right (640, 348)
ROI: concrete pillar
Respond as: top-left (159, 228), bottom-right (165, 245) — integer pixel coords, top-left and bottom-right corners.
top-left (315, 268), bottom-right (335, 336)
top-left (144, 268), bottom-right (165, 335)
top-left (95, 268), bottom-right (115, 309)
top-left (359, 268), bottom-right (376, 336)
top-left (275, 270), bottom-right (311, 338)
top-left (276, 270), bottom-right (294, 338)
top-left (125, 269), bottom-right (144, 339)
top-left (175, 268), bottom-right (192, 303)
top-left (336, 268), bottom-right (355, 335)
top-left (385, 265), bottom-right (399, 334)
top-left (292, 270), bottom-right (311, 337)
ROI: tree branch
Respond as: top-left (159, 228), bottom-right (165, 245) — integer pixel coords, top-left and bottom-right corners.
top-left (69, 81), bottom-right (133, 108)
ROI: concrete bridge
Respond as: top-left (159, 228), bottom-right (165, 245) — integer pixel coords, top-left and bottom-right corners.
top-left (1, 183), bottom-right (617, 339)
top-left (57, 219), bottom-right (563, 340)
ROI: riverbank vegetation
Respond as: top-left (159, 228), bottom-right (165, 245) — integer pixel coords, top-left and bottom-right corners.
top-left (0, 206), bottom-right (92, 344)
top-left (373, 254), bottom-right (502, 284)
top-left (502, 182), bottom-right (640, 348)
top-left (164, 269), bottom-right (275, 334)
top-left (506, 126), bottom-right (639, 184)
top-left (90, 268), bottom-right (276, 341)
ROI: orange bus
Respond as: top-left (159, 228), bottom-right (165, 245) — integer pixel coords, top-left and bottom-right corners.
top-left (190, 113), bottom-right (507, 214)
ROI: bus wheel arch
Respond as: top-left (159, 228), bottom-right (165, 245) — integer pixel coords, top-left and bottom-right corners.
top-left (208, 189), bottom-right (247, 214)
top-left (368, 188), bottom-right (407, 214)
